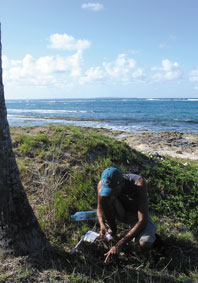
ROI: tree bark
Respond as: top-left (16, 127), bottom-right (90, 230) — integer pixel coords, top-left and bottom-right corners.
top-left (0, 24), bottom-right (49, 256)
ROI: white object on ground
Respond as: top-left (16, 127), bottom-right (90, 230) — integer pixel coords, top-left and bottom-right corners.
top-left (83, 230), bottom-right (100, 242)
top-left (105, 233), bottom-right (113, 241)
top-left (71, 230), bottom-right (113, 254)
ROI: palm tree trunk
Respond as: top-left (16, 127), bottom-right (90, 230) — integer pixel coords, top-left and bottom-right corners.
top-left (0, 24), bottom-right (49, 256)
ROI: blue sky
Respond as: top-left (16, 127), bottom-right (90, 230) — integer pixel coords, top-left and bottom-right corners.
top-left (1, 0), bottom-right (198, 99)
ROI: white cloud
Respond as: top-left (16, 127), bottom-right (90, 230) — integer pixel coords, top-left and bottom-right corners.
top-left (131, 68), bottom-right (144, 79)
top-left (49, 33), bottom-right (91, 51)
top-left (102, 54), bottom-right (145, 83)
top-left (78, 54), bottom-right (145, 85)
top-left (79, 66), bottom-right (104, 84)
top-left (128, 59), bottom-right (136, 68)
top-left (103, 54), bottom-right (135, 78)
top-left (81, 3), bottom-right (104, 11)
top-left (68, 51), bottom-right (83, 77)
top-left (2, 55), bottom-right (9, 68)
top-left (152, 59), bottom-right (182, 81)
top-left (3, 51), bottom-right (146, 88)
top-left (3, 28), bottom-right (186, 93)
top-left (35, 51), bottom-right (82, 76)
top-left (189, 69), bottom-right (198, 82)
top-left (3, 51), bottom-right (83, 87)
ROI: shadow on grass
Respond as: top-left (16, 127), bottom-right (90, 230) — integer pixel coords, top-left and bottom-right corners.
top-left (23, 231), bottom-right (197, 283)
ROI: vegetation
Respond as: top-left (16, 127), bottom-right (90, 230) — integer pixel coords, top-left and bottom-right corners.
top-left (1, 125), bottom-right (197, 282)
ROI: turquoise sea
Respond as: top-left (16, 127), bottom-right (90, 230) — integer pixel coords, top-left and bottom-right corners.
top-left (5, 98), bottom-right (198, 134)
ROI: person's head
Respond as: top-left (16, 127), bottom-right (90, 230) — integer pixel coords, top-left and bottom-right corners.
top-left (100, 167), bottom-right (123, 197)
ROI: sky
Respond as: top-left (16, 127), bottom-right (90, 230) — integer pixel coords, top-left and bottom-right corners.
top-left (1, 0), bottom-right (198, 99)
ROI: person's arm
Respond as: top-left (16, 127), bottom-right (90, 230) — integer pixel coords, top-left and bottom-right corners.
top-left (97, 182), bottom-right (107, 236)
top-left (104, 177), bottom-right (148, 263)
top-left (97, 181), bottom-right (117, 237)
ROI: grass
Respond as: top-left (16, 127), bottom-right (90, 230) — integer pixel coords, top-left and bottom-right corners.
top-left (168, 156), bottom-right (198, 169)
top-left (2, 125), bottom-right (197, 282)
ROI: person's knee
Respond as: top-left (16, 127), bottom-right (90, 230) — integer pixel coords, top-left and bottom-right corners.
top-left (139, 241), bottom-right (153, 250)
top-left (137, 177), bottom-right (147, 188)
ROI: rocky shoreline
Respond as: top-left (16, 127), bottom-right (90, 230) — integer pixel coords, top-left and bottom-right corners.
top-left (11, 125), bottom-right (198, 160)
top-left (95, 129), bottom-right (198, 160)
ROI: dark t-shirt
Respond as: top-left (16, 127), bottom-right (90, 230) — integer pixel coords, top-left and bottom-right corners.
top-left (117, 174), bottom-right (141, 213)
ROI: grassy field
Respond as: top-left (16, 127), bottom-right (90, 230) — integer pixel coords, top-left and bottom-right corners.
top-left (0, 125), bottom-right (197, 282)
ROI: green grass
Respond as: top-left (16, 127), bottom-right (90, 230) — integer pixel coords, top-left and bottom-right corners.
top-left (168, 156), bottom-right (198, 169)
top-left (7, 125), bottom-right (198, 282)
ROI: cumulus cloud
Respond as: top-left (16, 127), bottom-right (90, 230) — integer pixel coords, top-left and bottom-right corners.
top-left (36, 52), bottom-right (82, 76)
top-left (3, 51), bottom-right (146, 88)
top-left (49, 33), bottom-right (91, 51)
top-left (4, 29), bottom-right (185, 91)
top-left (81, 2), bottom-right (104, 11)
top-left (103, 54), bottom-right (135, 77)
top-left (151, 59), bottom-right (182, 81)
top-left (103, 54), bottom-right (129, 78)
top-left (131, 68), bottom-right (144, 79)
top-left (3, 51), bottom-right (83, 87)
top-left (79, 54), bottom-right (145, 85)
top-left (102, 54), bottom-right (144, 82)
top-left (3, 33), bottom-right (89, 87)
top-left (79, 66), bottom-right (104, 84)
top-left (189, 69), bottom-right (198, 82)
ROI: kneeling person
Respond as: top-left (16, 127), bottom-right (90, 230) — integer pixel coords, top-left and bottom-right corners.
top-left (97, 167), bottom-right (156, 263)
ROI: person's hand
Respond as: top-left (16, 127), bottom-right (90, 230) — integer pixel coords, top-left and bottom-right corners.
top-left (104, 245), bottom-right (121, 263)
top-left (100, 227), bottom-right (108, 239)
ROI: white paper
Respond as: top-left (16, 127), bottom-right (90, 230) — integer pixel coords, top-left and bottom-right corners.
top-left (83, 230), bottom-right (99, 243)
top-left (71, 230), bottom-right (113, 254)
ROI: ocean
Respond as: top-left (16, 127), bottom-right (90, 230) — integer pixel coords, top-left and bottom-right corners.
top-left (5, 98), bottom-right (198, 134)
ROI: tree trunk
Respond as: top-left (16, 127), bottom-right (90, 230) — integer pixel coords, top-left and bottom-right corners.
top-left (0, 24), bottom-right (49, 256)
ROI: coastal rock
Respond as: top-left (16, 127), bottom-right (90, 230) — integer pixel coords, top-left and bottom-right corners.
top-left (95, 129), bottom-right (198, 160)
top-left (119, 132), bottom-right (198, 160)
